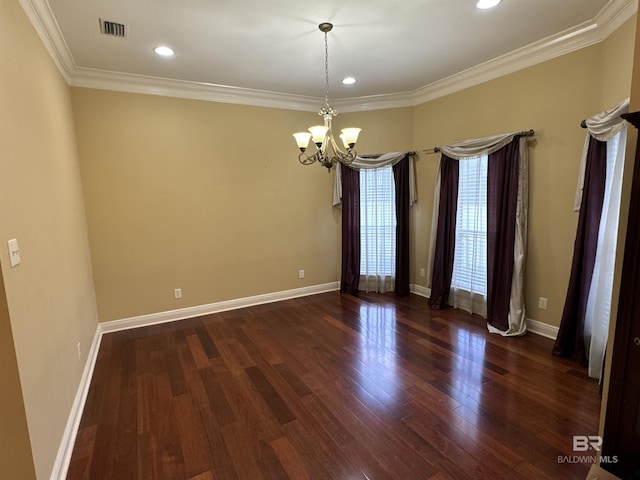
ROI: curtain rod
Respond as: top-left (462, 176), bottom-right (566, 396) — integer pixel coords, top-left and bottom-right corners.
top-left (423, 129), bottom-right (535, 154)
top-left (580, 120), bottom-right (587, 128)
top-left (360, 151), bottom-right (418, 158)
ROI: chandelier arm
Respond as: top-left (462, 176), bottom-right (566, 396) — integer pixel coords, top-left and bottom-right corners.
top-left (342, 149), bottom-right (357, 164)
top-left (298, 152), bottom-right (317, 165)
top-left (327, 133), bottom-right (357, 165)
top-left (328, 133), bottom-right (346, 156)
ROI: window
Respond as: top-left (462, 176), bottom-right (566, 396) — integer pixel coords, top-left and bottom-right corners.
top-left (360, 165), bottom-right (396, 288)
top-left (451, 154), bottom-right (488, 296)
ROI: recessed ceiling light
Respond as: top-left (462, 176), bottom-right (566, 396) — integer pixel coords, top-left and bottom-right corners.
top-left (476, 0), bottom-right (501, 9)
top-left (154, 46), bottom-right (175, 56)
top-left (342, 76), bottom-right (356, 85)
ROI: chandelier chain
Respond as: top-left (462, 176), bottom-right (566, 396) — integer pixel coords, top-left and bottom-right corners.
top-left (324, 30), bottom-right (330, 109)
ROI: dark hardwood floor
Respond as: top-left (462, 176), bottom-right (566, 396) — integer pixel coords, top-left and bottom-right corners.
top-left (66, 292), bottom-right (600, 480)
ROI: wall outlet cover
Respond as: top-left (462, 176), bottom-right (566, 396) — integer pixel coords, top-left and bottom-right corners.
top-left (7, 239), bottom-right (20, 267)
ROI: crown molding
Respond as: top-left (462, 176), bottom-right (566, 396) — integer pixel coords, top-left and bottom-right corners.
top-left (20, 0), bottom-right (638, 113)
top-left (333, 91), bottom-right (416, 113)
top-left (70, 68), bottom-right (324, 112)
top-left (410, 21), bottom-right (602, 106)
top-left (409, 0), bottom-right (638, 107)
top-left (18, 0), bottom-right (75, 83)
top-left (598, 0), bottom-right (639, 33)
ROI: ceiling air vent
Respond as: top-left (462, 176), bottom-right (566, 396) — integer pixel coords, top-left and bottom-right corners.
top-left (99, 19), bottom-right (127, 38)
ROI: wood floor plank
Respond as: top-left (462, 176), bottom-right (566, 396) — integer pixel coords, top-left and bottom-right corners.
top-left (67, 292), bottom-right (599, 479)
top-left (65, 425), bottom-right (97, 480)
top-left (195, 325), bottom-right (220, 359)
top-left (270, 436), bottom-right (312, 480)
top-left (173, 393), bottom-right (211, 478)
top-left (186, 334), bottom-right (211, 370)
top-left (244, 365), bottom-right (296, 425)
top-left (198, 368), bottom-right (236, 428)
top-left (188, 471), bottom-right (216, 480)
top-left (218, 422), bottom-right (270, 480)
top-left (272, 362), bottom-right (312, 398)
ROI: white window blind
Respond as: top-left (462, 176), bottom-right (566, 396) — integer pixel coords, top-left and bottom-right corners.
top-left (451, 155), bottom-right (488, 296)
top-left (360, 165), bottom-right (396, 290)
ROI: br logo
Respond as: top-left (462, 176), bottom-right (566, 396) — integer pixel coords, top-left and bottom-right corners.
top-left (573, 435), bottom-right (602, 452)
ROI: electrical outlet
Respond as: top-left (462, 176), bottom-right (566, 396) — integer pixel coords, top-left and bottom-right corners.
top-left (174, 288), bottom-right (182, 299)
top-left (420, 268), bottom-right (426, 278)
top-left (299, 270), bottom-right (305, 279)
top-left (77, 342), bottom-right (81, 359)
top-left (538, 297), bottom-right (548, 310)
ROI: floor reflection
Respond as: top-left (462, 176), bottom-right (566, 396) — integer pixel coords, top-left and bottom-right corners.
top-left (449, 329), bottom-right (487, 428)
top-left (354, 303), bottom-right (399, 409)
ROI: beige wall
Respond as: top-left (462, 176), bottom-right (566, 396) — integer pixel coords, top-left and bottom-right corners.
top-left (0, 0), bottom-right (99, 478)
top-left (71, 90), bottom-right (345, 321)
top-left (71, 91), bottom-right (415, 323)
top-left (410, 15), bottom-right (636, 328)
top-left (72, 90), bottom-right (415, 322)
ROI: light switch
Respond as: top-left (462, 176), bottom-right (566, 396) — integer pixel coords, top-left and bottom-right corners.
top-left (7, 239), bottom-right (20, 267)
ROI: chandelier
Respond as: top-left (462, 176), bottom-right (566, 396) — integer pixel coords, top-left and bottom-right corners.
top-left (293, 23), bottom-right (362, 171)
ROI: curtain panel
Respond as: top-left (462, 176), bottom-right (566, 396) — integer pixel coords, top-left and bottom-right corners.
top-left (427, 133), bottom-right (529, 336)
top-left (487, 139), bottom-right (521, 332)
top-left (335, 152), bottom-right (415, 296)
top-left (340, 166), bottom-right (361, 295)
top-left (555, 97), bottom-right (629, 379)
top-left (427, 155), bottom-right (459, 309)
top-left (394, 159), bottom-right (411, 296)
top-left (553, 138), bottom-right (607, 365)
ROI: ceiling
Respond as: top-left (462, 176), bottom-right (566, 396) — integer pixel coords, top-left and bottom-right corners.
top-left (23, 0), bottom-right (637, 111)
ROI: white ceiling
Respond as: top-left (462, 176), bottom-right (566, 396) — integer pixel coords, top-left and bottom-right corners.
top-left (21, 0), bottom-right (637, 111)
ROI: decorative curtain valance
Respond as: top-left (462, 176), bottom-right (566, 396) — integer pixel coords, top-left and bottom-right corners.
top-left (439, 132), bottom-right (524, 160)
top-left (574, 98), bottom-right (629, 211)
top-left (333, 152), bottom-right (417, 206)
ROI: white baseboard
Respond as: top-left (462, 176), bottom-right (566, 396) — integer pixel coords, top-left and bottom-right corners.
top-left (410, 284), bottom-right (431, 298)
top-left (526, 317), bottom-right (559, 340)
top-left (100, 282), bottom-right (340, 334)
top-left (50, 328), bottom-right (103, 480)
top-left (408, 284), bottom-right (559, 340)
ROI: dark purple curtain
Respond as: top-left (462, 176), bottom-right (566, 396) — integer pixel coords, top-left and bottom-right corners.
top-left (553, 137), bottom-right (607, 364)
top-left (428, 155), bottom-right (459, 309)
top-left (340, 165), bottom-right (361, 295)
top-left (393, 156), bottom-right (411, 296)
top-left (486, 139), bottom-right (521, 331)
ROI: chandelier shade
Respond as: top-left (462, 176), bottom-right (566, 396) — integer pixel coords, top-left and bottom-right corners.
top-left (293, 23), bottom-right (362, 171)
top-left (340, 128), bottom-right (362, 148)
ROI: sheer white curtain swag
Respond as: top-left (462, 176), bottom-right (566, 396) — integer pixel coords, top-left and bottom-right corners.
top-left (333, 152), bottom-right (416, 206)
top-left (574, 98), bottom-right (629, 211)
